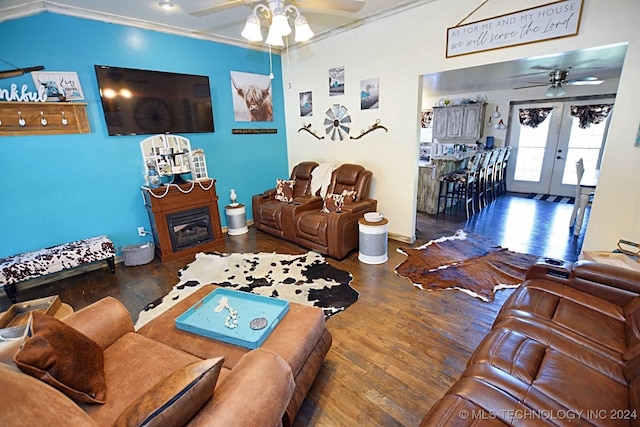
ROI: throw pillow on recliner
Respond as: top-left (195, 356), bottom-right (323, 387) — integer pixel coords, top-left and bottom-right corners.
top-left (275, 178), bottom-right (295, 203)
top-left (322, 190), bottom-right (357, 213)
top-left (13, 311), bottom-right (107, 404)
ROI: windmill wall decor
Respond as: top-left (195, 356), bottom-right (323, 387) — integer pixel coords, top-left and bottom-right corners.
top-left (324, 104), bottom-right (350, 141)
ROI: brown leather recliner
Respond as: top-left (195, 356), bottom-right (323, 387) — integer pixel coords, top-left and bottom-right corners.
top-left (293, 164), bottom-right (377, 260)
top-left (252, 162), bottom-right (321, 241)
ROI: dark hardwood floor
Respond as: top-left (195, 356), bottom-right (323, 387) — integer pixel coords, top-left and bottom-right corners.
top-left (0, 193), bottom-right (587, 426)
top-left (420, 192), bottom-right (586, 263)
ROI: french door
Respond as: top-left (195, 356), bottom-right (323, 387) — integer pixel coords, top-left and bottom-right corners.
top-left (506, 98), bottom-right (613, 197)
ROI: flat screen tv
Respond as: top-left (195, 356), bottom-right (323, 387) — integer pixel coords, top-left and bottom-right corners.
top-left (94, 65), bottom-right (214, 136)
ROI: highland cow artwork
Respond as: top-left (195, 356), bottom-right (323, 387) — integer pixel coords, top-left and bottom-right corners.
top-left (230, 71), bottom-right (273, 122)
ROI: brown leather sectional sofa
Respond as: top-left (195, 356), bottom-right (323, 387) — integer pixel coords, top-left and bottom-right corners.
top-left (421, 258), bottom-right (640, 426)
top-left (0, 284), bottom-right (331, 427)
top-left (252, 162), bottom-right (377, 260)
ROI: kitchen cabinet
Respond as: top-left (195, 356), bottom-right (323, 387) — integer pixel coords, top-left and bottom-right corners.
top-left (432, 104), bottom-right (486, 140)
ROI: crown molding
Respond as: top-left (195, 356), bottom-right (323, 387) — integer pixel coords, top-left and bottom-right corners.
top-left (0, 0), bottom-right (439, 54)
top-left (292, 0), bottom-right (437, 52)
top-left (0, 1), bottom-right (270, 52)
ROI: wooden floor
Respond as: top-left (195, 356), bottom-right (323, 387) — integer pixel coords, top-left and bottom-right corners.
top-left (0, 193), bottom-right (586, 426)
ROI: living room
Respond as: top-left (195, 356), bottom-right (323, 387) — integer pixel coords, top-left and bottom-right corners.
top-left (0, 0), bottom-right (637, 261)
top-left (1, 0), bottom-right (639, 425)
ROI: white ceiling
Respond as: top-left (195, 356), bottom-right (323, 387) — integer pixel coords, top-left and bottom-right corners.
top-left (422, 42), bottom-right (628, 96)
top-left (0, 0), bottom-right (432, 49)
top-left (0, 1), bottom-right (627, 94)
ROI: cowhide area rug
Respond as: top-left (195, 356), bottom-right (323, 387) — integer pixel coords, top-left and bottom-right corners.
top-left (395, 230), bottom-right (538, 302)
top-left (135, 251), bottom-right (358, 329)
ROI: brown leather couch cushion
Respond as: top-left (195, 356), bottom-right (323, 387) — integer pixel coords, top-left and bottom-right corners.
top-left (291, 162), bottom-right (320, 197)
top-left (188, 348), bottom-right (295, 426)
top-left (81, 332), bottom-right (201, 426)
top-left (114, 357), bottom-right (224, 427)
top-left (494, 279), bottom-right (627, 355)
top-left (13, 311), bottom-right (106, 404)
top-left (463, 336), bottom-right (630, 420)
top-left (62, 295), bottom-right (135, 351)
top-left (0, 363), bottom-right (97, 426)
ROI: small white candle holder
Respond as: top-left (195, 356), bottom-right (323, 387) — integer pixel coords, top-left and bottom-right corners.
top-left (230, 189), bottom-right (238, 206)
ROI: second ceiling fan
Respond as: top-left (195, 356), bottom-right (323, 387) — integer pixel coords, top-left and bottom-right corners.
top-left (515, 68), bottom-right (604, 97)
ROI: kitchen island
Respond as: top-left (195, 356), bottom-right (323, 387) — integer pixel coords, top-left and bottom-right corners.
top-left (417, 151), bottom-right (485, 214)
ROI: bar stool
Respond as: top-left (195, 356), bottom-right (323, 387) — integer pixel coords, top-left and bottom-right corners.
top-left (436, 153), bottom-right (481, 219)
top-left (476, 151), bottom-right (492, 210)
top-left (499, 146), bottom-right (512, 195)
top-left (484, 149), bottom-right (501, 205)
top-left (491, 148), bottom-right (507, 199)
top-left (472, 152), bottom-right (487, 212)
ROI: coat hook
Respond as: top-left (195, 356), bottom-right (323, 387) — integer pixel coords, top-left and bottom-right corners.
top-left (18, 111), bottom-right (26, 126)
top-left (61, 112), bottom-right (68, 126)
top-left (40, 111), bottom-right (47, 126)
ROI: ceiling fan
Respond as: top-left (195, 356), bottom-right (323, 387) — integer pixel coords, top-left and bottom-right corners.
top-left (514, 68), bottom-right (604, 97)
top-left (188, 0), bottom-right (365, 18)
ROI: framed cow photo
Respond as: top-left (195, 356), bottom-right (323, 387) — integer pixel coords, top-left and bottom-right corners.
top-left (230, 71), bottom-right (273, 122)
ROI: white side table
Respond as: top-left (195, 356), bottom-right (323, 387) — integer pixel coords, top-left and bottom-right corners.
top-left (225, 203), bottom-right (248, 235)
top-left (358, 217), bottom-right (389, 264)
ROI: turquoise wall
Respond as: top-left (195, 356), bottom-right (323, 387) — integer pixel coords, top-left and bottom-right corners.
top-left (0, 13), bottom-right (288, 258)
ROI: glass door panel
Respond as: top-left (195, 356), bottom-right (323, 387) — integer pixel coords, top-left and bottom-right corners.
top-left (512, 116), bottom-right (551, 182)
top-left (549, 98), bottom-right (614, 195)
top-left (506, 102), bottom-right (561, 194)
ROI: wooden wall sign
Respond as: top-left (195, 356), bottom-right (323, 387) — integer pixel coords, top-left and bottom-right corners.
top-left (446, 0), bottom-right (583, 58)
top-left (232, 128), bottom-right (277, 134)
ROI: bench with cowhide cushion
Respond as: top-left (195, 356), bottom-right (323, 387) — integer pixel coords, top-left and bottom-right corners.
top-left (0, 236), bottom-right (115, 303)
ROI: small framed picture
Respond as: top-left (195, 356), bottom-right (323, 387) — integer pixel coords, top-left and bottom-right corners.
top-left (32, 71), bottom-right (85, 101)
top-left (360, 78), bottom-right (379, 110)
top-left (299, 91), bottom-right (312, 116)
top-left (329, 66), bottom-right (344, 96)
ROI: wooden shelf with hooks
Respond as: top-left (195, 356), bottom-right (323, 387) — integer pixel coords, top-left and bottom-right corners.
top-left (0, 102), bottom-right (90, 136)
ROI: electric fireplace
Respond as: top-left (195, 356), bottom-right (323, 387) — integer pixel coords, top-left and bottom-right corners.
top-left (143, 179), bottom-right (224, 262)
top-left (167, 207), bottom-right (214, 252)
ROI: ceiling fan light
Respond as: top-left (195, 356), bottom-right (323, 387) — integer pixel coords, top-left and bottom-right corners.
top-left (294, 15), bottom-right (314, 42)
top-left (546, 84), bottom-right (566, 97)
top-left (271, 8), bottom-right (292, 36)
top-left (158, 0), bottom-right (174, 10)
top-left (265, 25), bottom-right (285, 46)
top-left (241, 14), bottom-right (263, 41)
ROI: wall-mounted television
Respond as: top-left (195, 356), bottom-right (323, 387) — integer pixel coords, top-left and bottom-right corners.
top-left (94, 65), bottom-right (215, 136)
